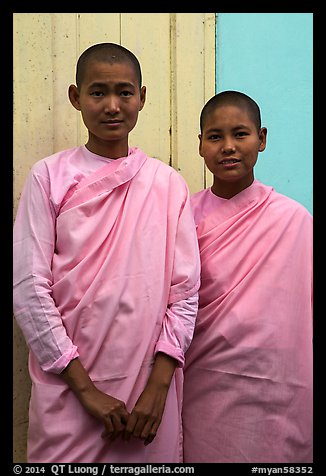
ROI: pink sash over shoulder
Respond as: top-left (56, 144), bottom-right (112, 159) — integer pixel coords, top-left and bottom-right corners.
top-left (14, 146), bottom-right (200, 463)
top-left (183, 180), bottom-right (313, 463)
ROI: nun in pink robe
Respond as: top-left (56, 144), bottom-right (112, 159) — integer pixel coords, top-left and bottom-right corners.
top-left (13, 145), bottom-right (200, 463)
top-left (182, 180), bottom-right (313, 463)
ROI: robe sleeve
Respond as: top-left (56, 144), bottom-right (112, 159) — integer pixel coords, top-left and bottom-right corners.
top-left (168, 177), bottom-right (201, 304)
top-left (13, 165), bottom-right (79, 374)
top-left (154, 292), bottom-right (199, 368)
top-left (154, 171), bottom-right (200, 367)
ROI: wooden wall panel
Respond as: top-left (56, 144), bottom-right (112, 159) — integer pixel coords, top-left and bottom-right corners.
top-left (52, 14), bottom-right (79, 151)
top-left (13, 13), bottom-right (54, 211)
top-left (122, 13), bottom-right (171, 164)
top-left (171, 13), bottom-right (215, 192)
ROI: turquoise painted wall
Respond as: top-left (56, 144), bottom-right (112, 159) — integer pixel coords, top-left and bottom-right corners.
top-left (216, 13), bottom-right (313, 214)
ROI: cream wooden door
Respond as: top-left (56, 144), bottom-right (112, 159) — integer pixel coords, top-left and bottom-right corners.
top-left (13, 12), bottom-right (215, 462)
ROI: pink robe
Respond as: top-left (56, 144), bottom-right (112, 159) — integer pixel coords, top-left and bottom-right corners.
top-left (13, 146), bottom-right (200, 463)
top-left (182, 180), bottom-right (313, 463)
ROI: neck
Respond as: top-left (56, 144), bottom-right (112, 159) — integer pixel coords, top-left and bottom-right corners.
top-left (211, 176), bottom-right (254, 199)
top-left (86, 137), bottom-right (129, 159)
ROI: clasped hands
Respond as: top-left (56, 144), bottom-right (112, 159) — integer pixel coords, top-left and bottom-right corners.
top-left (83, 382), bottom-right (168, 446)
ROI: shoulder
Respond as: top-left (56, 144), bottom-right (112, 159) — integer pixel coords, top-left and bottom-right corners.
top-left (263, 188), bottom-right (313, 237)
top-left (137, 150), bottom-right (189, 188)
top-left (190, 188), bottom-right (212, 210)
top-left (146, 154), bottom-right (184, 177)
top-left (251, 179), bottom-right (312, 222)
top-left (134, 148), bottom-right (179, 173)
top-left (30, 146), bottom-right (82, 177)
top-left (270, 188), bottom-right (312, 221)
top-left (190, 188), bottom-right (211, 223)
top-left (191, 188), bottom-right (208, 205)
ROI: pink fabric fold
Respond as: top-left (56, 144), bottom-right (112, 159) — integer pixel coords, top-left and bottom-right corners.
top-left (182, 180), bottom-right (313, 463)
top-left (13, 146), bottom-right (200, 463)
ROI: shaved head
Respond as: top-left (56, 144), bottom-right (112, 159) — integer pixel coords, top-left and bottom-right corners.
top-left (200, 91), bottom-right (262, 133)
top-left (76, 43), bottom-right (142, 89)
